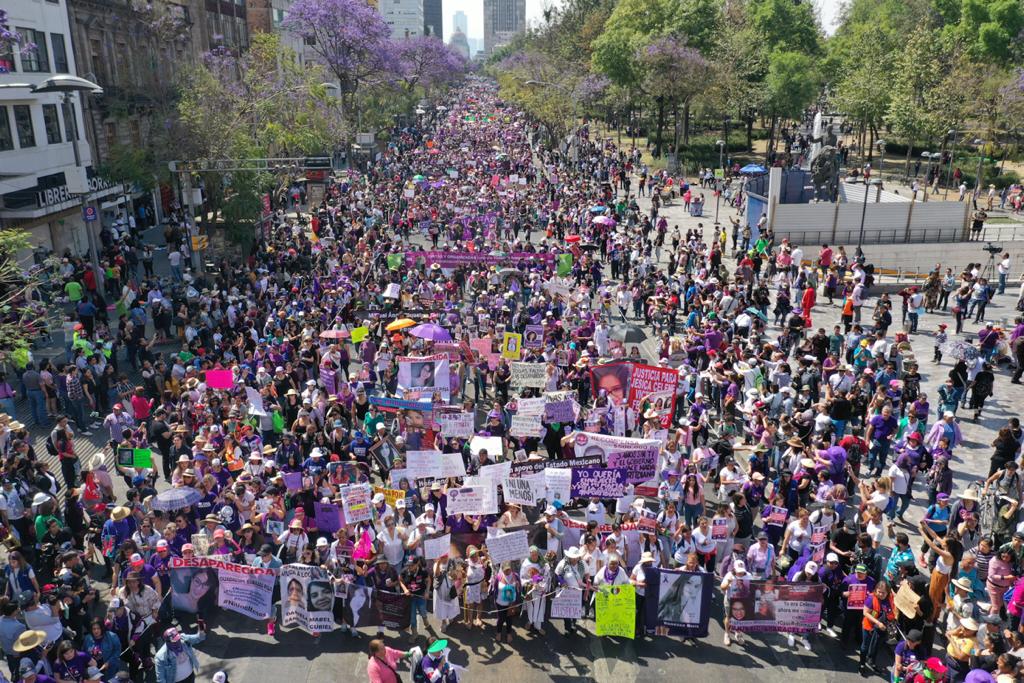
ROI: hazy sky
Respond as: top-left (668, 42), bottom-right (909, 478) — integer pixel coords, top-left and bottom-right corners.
top-left (444, 0), bottom-right (843, 45)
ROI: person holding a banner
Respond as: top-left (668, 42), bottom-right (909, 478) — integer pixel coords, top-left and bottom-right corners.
top-left (154, 626), bottom-right (206, 683)
top-left (490, 562), bottom-right (522, 643)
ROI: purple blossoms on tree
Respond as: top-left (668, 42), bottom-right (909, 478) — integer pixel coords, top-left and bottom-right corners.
top-left (392, 36), bottom-right (467, 93)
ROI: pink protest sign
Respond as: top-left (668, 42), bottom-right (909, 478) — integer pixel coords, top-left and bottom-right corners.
top-left (206, 369), bottom-right (234, 390)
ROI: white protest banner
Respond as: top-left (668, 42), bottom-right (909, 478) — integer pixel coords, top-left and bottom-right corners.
top-left (479, 461), bottom-right (512, 484)
top-left (510, 414), bottom-right (544, 438)
top-left (571, 432), bottom-right (661, 462)
top-left (397, 354), bottom-right (450, 400)
top-left (469, 436), bottom-right (503, 459)
top-left (388, 468), bottom-right (409, 486)
top-left (341, 483), bottom-right (372, 523)
top-left (405, 450), bottom-right (443, 480)
top-left (516, 397), bottom-right (547, 417)
top-left (545, 468), bottom-right (572, 504)
top-left (437, 412), bottom-right (474, 438)
top-left (171, 557), bottom-right (275, 621)
top-left (279, 563), bottom-right (339, 635)
top-left (245, 387), bottom-right (267, 417)
top-left (439, 452), bottom-right (467, 478)
top-left (425, 533), bottom-right (452, 560)
top-left (446, 485), bottom-right (486, 515)
top-left (511, 362), bottom-right (546, 388)
top-left (502, 477), bottom-right (536, 506)
top-left (551, 587), bottom-right (585, 619)
top-left (487, 530), bottom-right (530, 565)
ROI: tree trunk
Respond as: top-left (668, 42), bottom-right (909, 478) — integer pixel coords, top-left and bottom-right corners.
top-left (867, 125), bottom-right (875, 162)
top-left (766, 114), bottom-right (777, 163)
top-left (904, 140), bottom-right (913, 180)
top-left (655, 96), bottom-right (665, 158)
top-left (672, 103), bottom-right (681, 172)
top-left (745, 113), bottom-right (753, 153)
top-left (682, 102), bottom-right (691, 145)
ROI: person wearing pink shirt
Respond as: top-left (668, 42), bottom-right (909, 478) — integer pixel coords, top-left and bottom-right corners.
top-left (366, 639), bottom-right (411, 683)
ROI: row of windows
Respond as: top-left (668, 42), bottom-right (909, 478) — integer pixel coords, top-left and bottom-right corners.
top-left (0, 30), bottom-right (69, 74)
top-left (0, 101), bottom-right (78, 152)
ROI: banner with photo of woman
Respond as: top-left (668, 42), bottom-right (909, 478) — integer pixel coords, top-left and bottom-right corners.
top-left (726, 580), bottom-right (824, 634)
top-left (169, 560), bottom-right (219, 614)
top-left (280, 564), bottom-right (340, 635)
top-left (589, 362), bottom-right (633, 406)
top-left (170, 557), bottom-right (275, 621)
top-left (643, 568), bottom-right (712, 638)
top-left (397, 354), bottom-right (450, 401)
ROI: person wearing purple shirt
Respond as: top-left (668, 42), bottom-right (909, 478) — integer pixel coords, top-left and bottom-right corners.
top-left (1011, 320), bottom-right (1024, 343)
top-left (52, 642), bottom-right (93, 682)
top-left (703, 328), bottom-right (723, 352)
top-left (865, 406), bottom-right (898, 477)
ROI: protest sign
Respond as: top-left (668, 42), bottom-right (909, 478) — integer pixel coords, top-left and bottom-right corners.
top-left (437, 411), bottom-right (474, 438)
top-left (511, 362), bottom-right (545, 388)
top-left (283, 472), bottom-right (303, 492)
top-left (245, 387), bottom-right (267, 417)
top-left (556, 253), bottom-right (573, 277)
top-left (206, 369), bottom-right (234, 390)
top-left (132, 448), bottom-right (153, 469)
top-left (406, 450), bottom-right (443, 480)
top-left (765, 506), bottom-right (789, 527)
top-left (516, 397), bottom-right (547, 416)
top-left (341, 584), bottom-right (381, 630)
top-left (446, 486), bottom-right (486, 515)
top-left (895, 582), bottom-right (921, 619)
top-left (544, 399), bottom-right (575, 423)
top-left (351, 326), bottom-right (369, 343)
top-left (397, 354), bottom-right (450, 400)
top-left (424, 534), bottom-right (452, 560)
top-left (510, 414), bottom-right (544, 438)
top-left (544, 278), bottom-right (572, 300)
top-left (627, 364), bottom-right (679, 427)
top-left (170, 557), bottom-right (218, 615)
top-left (571, 432), bottom-right (660, 462)
top-left (847, 583), bottom-right (868, 610)
top-left (501, 332), bottom-right (523, 360)
top-left (373, 487), bottom-right (405, 508)
top-left (171, 557), bottom-right (275, 621)
top-left (728, 581), bottom-right (824, 634)
top-left (544, 468), bottom-right (572, 504)
top-left (810, 524), bottom-right (829, 563)
top-left (589, 362), bottom-right (632, 406)
top-left (321, 368), bottom-right (337, 396)
top-left (378, 590), bottom-right (412, 630)
top-left (478, 461), bottom-right (512, 484)
top-left (313, 502), bottom-right (343, 534)
top-left (280, 564), bottom-right (339, 635)
top-left (190, 534), bottom-right (209, 557)
top-left (502, 477), bottom-right (536, 506)
top-left (643, 568), bottom-right (713, 637)
top-left (439, 452), bottom-right (467, 479)
top-left (606, 448), bottom-right (659, 485)
top-left (341, 484), bottom-right (372, 523)
top-left (469, 436), bottom-right (503, 459)
top-left (596, 585), bottom-right (636, 638)
top-left (523, 325), bottom-right (544, 349)
top-left (711, 518), bottom-right (730, 540)
top-left (486, 530), bottom-right (530, 565)
top-left (551, 587), bottom-right (585, 620)
top-left (571, 468), bottom-right (627, 499)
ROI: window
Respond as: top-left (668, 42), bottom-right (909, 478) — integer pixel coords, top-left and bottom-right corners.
top-left (50, 34), bottom-right (68, 72)
top-left (42, 104), bottom-right (61, 144)
top-left (272, 8), bottom-right (286, 26)
top-left (0, 107), bottom-right (13, 151)
top-left (13, 106), bottom-right (35, 148)
top-left (0, 41), bottom-right (14, 73)
top-left (62, 101), bottom-right (79, 142)
top-left (17, 29), bottom-right (49, 72)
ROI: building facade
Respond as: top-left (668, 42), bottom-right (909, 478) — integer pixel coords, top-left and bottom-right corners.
top-left (483, 0), bottom-right (524, 55)
top-left (245, 0), bottom-right (317, 64)
top-left (380, 0), bottom-right (423, 39)
top-left (422, 0), bottom-right (442, 38)
top-left (448, 28), bottom-right (470, 59)
top-left (0, 0), bottom-right (126, 256)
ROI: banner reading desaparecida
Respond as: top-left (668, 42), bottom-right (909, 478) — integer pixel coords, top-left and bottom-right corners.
top-left (727, 580), bottom-right (824, 634)
top-left (280, 563), bottom-right (339, 635)
top-left (397, 354), bottom-right (450, 401)
top-left (170, 557), bottom-right (275, 621)
top-left (643, 567), bottom-right (713, 638)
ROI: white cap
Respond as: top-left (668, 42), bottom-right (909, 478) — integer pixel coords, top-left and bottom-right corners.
top-left (804, 561), bottom-right (819, 574)
top-left (733, 560), bottom-right (747, 574)
top-left (212, 673), bottom-right (228, 683)
top-left (826, 552), bottom-right (840, 563)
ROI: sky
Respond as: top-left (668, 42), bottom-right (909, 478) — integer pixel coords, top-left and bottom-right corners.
top-left (443, 0), bottom-right (843, 47)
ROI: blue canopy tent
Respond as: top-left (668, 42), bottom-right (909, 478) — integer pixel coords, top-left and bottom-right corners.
top-left (739, 164), bottom-right (768, 175)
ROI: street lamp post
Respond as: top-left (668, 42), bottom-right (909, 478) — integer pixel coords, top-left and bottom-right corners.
top-left (715, 139), bottom-right (725, 225)
top-left (944, 129), bottom-right (958, 199)
top-left (874, 139), bottom-right (886, 183)
top-left (973, 138), bottom-right (986, 193)
top-left (856, 177), bottom-right (882, 252)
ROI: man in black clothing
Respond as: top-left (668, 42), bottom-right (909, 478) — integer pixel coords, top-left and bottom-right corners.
top-left (149, 409), bottom-right (174, 482)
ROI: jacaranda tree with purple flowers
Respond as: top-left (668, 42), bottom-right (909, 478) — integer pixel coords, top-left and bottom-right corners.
top-left (392, 36), bottom-right (467, 95)
top-left (282, 0), bottom-right (391, 118)
top-left (637, 36), bottom-right (709, 158)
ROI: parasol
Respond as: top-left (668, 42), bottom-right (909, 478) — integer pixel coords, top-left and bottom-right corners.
top-left (593, 215), bottom-right (616, 226)
top-left (579, 243), bottom-right (600, 251)
top-left (319, 329), bottom-right (350, 340)
top-left (942, 340), bottom-right (979, 361)
top-left (409, 323), bottom-right (452, 342)
top-left (565, 235), bottom-right (582, 243)
top-left (151, 487), bottom-right (202, 512)
top-left (609, 324), bottom-right (648, 343)
top-left (739, 164), bottom-right (767, 175)
top-left (590, 206), bottom-right (607, 213)
top-left (744, 306), bottom-right (769, 322)
top-left (413, 174), bottom-right (426, 181)
top-left (385, 318), bottom-right (417, 332)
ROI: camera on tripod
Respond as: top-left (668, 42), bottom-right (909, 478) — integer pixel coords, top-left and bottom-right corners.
top-left (983, 242), bottom-right (1003, 255)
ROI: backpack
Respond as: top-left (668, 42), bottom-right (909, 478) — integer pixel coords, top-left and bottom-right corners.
top-left (45, 435), bottom-right (58, 457)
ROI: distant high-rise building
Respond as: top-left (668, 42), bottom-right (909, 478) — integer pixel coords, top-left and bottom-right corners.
top-left (423, 0), bottom-right (443, 38)
top-left (449, 28), bottom-right (470, 59)
top-left (380, 0), bottom-right (424, 38)
top-left (483, 0), bottom-right (525, 55)
top-left (453, 10), bottom-right (468, 34)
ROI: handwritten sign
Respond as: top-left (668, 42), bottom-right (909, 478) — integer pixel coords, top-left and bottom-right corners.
top-left (502, 477), bottom-right (536, 506)
top-left (606, 448), bottom-right (658, 485)
top-left (516, 397), bottom-right (547, 416)
top-left (373, 487), bottom-right (405, 508)
top-left (486, 530), bottom-right (530, 564)
top-left (571, 468), bottom-right (627, 499)
top-left (596, 585), bottom-right (636, 638)
top-left (341, 484), bottom-right (372, 523)
top-left (313, 502), bottom-right (342, 533)
top-left (437, 411), bottom-right (474, 438)
top-left (544, 399), bottom-right (575, 423)
top-left (510, 414), bottom-right (544, 438)
top-left (439, 452), bottom-right (467, 479)
top-left (406, 450), bottom-right (443, 480)
top-left (551, 587), bottom-right (584, 619)
top-left (424, 534), bottom-right (451, 560)
top-left (446, 486), bottom-right (486, 515)
top-left (511, 362), bottom-right (545, 388)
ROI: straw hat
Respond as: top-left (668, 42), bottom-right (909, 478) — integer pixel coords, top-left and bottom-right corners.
top-left (110, 506), bottom-right (131, 521)
top-left (960, 489), bottom-right (980, 502)
top-left (13, 630), bottom-right (46, 652)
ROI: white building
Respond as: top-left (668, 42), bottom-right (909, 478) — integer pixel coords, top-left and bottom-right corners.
top-left (0, 0), bottom-right (125, 257)
top-left (381, 0), bottom-right (424, 39)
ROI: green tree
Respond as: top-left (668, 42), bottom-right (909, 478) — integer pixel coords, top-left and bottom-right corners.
top-left (748, 0), bottom-right (822, 55)
top-left (764, 50), bottom-right (820, 157)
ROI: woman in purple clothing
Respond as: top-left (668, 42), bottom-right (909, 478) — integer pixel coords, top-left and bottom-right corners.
top-left (52, 641), bottom-right (96, 683)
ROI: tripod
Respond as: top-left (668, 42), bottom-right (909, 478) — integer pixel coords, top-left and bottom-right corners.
top-left (979, 249), bottom-right (999, 281)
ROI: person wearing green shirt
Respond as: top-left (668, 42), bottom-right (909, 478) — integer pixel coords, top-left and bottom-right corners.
top-left (64, 280), bottom-right (83, 303)
top-left (34, 511), bottom-right (62, 542)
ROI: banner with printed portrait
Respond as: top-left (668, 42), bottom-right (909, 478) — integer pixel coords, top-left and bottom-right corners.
top-left (397, 354), bottom-right (450, 401)
top-left (589, 362), bottom-right (633, 406)
top-left (726, 580), bottom-right (824, 634)
top-left (643, 568), bottom-right (713, 638)
top-left (170, 557), bottom-right (275, 621)
top-left (280, 564), bottom-right (339, 635)
top-left (627, 364), bottom-right (679, 428)
top-left (169, 559), bottom-right (219, 614)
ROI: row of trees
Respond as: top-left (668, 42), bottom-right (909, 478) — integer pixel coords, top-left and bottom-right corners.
top-left (490, 0), bottom-right (1024, 181)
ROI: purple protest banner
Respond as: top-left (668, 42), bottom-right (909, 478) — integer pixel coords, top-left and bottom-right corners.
top-left (283, 472), bottom-right (303, 492)
top-left (404, 251), bottom-right (555, 269)
top-left (570, 467), bottom-right (627, 499)
top-left (606, 448), bottom-right (659, 485)
top-left (321, 368), bottom-right (337, 396)
top-left (314, 502), bottom-right (343, 533)
top-left (523, 325), bottom-right (544, 349)
top-left (544, 399), bottom-right (575, 423)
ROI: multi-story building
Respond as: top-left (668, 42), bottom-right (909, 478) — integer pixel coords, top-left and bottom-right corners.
top-left (422, 0), bottom-right (442, 38)
top-left (483, 0), bottom-right (524, 55)
top-left (0, 0), bottom-right (126, 256)
top-left (448, 28), bottom-right (470, 59)
top-left (381, 0), bottom-right (423, 39)
top-left (452, 9), bottom-right (467, 34)
top-left (246, 0), bottom-right (316, 64)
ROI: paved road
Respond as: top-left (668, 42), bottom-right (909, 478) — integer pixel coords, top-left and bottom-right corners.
top-left (10, 188), bottom-right (1023, 682)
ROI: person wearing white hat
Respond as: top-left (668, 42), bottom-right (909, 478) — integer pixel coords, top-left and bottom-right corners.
top-left (629, 552), bottom-right (656, 639)
top-left (554, 547), bottom-right (584, 635)
top-left (720, 559), bottom-right (750, 646)
top-left (543, 506), bottom-right (564, 559)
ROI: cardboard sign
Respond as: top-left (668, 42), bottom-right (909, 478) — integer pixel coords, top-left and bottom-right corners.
top-left (511, 362), bottom-right (546, 388)
top-left (439, 452), bottom-right (467, 479)
top-left (551, 587), bottom-right (584, 619)
top-left (372, 487), bottom-right (405, 508)
top-left (406, 450), bottom-right (443, 480)
top-left (446, 486), bottom-right (486, 515)
top-left (424, 533), bottom-right (451, 560)
top-left (501, 332), bottom-right (523, 360)
top-left (486, 529), bottom-right (530, 564)
top-left (516, 397), bottom-right (547, 416)
top-left (341, 484), bottom-right (372, 523)
top-left (437, 412), bottom-right (474, 438)
top-left (570, 468), bottom-right (627, 499)
top-left (544, 399), bottom-right (575, 423)
top-left (510, 414), bottom-right (544, 438)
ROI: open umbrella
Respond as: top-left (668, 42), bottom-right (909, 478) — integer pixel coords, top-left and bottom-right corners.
top-left (942, 340), bottom-right (979, 361)
top-left (409, 323), bottom-right (452, 342)
top-left (593, 215), bottom-right (616, 226)
top-left (590, 205), bottom-right (608, 213)
top-left (413, 174), bottom-right (426, 181)
top-left (319, 329), bottom-right (350, 340)
top-left (609, 324), bottom-right (648, 343)
top-left (151, 487), bottom-right (202, 512)
top-left (739, 164), bottom-right (767, 175)
top-left (744, 306), bottom-right (769, 322)
top-left (579, 243), bottom-right (600, 251)
top-left (565, 235), bottom-right (582, 243)
top-left (385, 318), bottom-right (417, 332)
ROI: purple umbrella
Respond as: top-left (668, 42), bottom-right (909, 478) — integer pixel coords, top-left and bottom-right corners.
top-left (409, 323), bottom-right (452, 342)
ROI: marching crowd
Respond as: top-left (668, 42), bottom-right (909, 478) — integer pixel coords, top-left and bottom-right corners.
top-left (0, 77), bottom-right (1022, 683)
